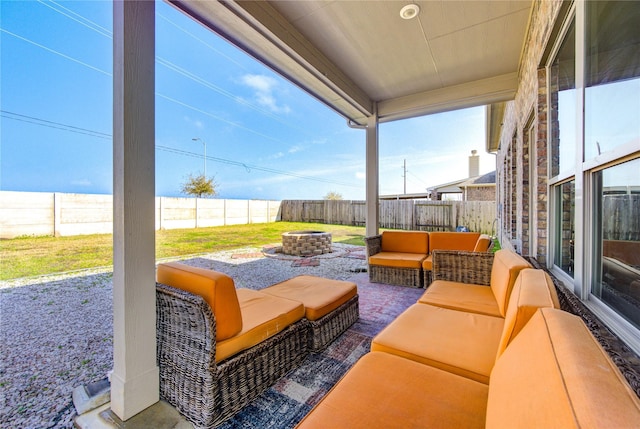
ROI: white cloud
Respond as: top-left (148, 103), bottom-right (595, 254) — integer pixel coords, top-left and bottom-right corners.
top-left (184, 115), bottom-right (204, 129)
top-left (288, 145), bottom-right (302, 154)
top-left (355, 172), bottom-right (366, 179)
top-left (242, 74), bottom-right (276, 92)
top-left (240, 74), bottom-right (291, 114)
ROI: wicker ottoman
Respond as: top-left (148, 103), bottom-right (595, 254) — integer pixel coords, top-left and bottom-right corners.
top-left (261, 275), bottom-right (359, 351)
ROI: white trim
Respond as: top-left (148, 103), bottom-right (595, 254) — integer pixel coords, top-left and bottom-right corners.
top-left (573, 0), bottom-right (586, 298)
top-left (365, 108), bottom-right (379, 238)
top-left (586, 297), bottom-right (640, 357)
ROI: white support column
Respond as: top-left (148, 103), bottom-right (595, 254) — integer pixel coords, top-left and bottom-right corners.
top-left (111, 0), bottom-right (159, 421)
top-left (365, 109), bottom-right (379, 237)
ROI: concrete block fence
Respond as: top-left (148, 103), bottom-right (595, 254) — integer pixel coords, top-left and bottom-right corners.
top-left (0, 191), bottom-right (281, 239)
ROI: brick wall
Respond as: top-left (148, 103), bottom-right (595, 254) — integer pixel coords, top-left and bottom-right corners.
top-left (496, 0), bottom-right (565, 263)
top-left (465, 186), bottom-right (496, 202)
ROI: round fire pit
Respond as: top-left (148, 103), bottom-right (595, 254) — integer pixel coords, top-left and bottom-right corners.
top-left (282, 231), bottom-right (332, 256)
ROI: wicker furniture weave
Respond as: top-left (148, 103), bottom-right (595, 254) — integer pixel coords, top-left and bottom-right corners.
top-left (308, 295), bottom-right (359, 351)
top-left (156, 283), bottom-right (310, 428)
top-left (365, 234), bottom-right (423, 288)
top-left (430, 250), bottom-right (495, 286)
top-left (423, 238), bottom-right (494, 286)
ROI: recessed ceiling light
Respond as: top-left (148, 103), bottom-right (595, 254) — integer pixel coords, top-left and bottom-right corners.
top-left (400, 4), bottom-right (420, 20)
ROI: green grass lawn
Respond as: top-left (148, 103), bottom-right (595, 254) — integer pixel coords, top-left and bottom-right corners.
top-left (0, 222), bottom-right (366, 280)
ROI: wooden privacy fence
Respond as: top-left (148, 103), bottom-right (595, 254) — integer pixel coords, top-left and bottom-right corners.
top-left (280, 199), bottom-right (497, 234)
top-left (0, 191), bottom-right (281, 239)
top-left (602, 194), bottom-right (640, 241)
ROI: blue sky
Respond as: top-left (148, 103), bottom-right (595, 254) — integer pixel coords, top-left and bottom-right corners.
top-left (1, 0), bottom-right (494, 200)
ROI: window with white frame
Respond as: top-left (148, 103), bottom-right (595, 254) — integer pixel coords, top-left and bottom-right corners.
top-left (555, 179), bottom-right (575, 276)
top-left (549, 18), bottom-right (576, 179)
top-left (585, 1), bottom-right (640, 161)
top-left (586, 1), bottom-right (640, 331)
top-left (548, 1), bottom-right (640, 347)
top-left (591, 159), bottom-right (640, 329)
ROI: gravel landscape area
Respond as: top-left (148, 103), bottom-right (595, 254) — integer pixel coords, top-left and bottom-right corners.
top-left (0, 244), bottom-right (367, 428)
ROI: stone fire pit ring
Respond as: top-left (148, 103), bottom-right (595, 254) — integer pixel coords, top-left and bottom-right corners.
top-left (282, 231), bottom-right (332, 256)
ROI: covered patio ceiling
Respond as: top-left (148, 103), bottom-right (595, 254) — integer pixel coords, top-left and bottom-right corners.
top-left (169, 0), bottom-right (532, 125)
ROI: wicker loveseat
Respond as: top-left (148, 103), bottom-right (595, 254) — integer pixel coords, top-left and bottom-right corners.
top-left (365, 230), bottom-right (492, 288)
top-left (155, 262), bottom-right (359, 428)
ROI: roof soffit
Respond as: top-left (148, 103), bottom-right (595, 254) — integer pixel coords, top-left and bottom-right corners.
top-left (169, 0), bottom-right (533, 125)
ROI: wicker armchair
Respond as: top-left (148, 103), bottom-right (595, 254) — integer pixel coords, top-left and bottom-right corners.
top-left (365, 234), bottom-right (423, 288)
top-left (431, 250), bottom-right (495, 286)
top-left (156, 283), bottom-right (309, 428)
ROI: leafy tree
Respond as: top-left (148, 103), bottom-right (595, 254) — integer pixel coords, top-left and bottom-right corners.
top-left (324, 191), bottom-right (343, 200)
top-left (181, 173), bottom-right (218, 198)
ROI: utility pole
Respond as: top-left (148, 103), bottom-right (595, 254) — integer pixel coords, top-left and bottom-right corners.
top-left (192, 137), bottom-right (207, 177)
top-left (402, 159), bottom-right (407, 194)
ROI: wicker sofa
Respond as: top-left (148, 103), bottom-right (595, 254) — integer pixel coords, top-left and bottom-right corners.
top-left (365, 230), bottom-right (492, 288)
top-left (371, 268), bottom-right (559, 383)
top-left (155, 262), bottom-right (359, 428)
top-left (297, 263), bottom-right (640, 427)
top-left (296, 308), bottom-right (640, 428)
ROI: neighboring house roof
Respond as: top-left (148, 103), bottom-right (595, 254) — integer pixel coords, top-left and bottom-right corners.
top-left (379, 192), bottom-right (431, 200)
top-left (429, 171), bottom-right (496, 194)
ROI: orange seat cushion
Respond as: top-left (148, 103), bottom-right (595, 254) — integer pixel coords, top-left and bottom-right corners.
top-left (371, 304), bottom-right (504, 383)
top-left (369, 252), bottom-right (426, 269)
top-left (422, 254), bottom-right (434, 271)
top-left (216, 289), bottom-right (304, 362)
top-left (418, 281), bottom-right (501, 317)
top-left (377, 269), bottom-right (560, 384)
top-left (156, 262), bottom-right (242, 341)
top-left (487, 308), bottom-right (640, 428)
top-left (296, 352), bottom-right (488, 429)
top-left (381, 230), bottom-right (429, 254)
top-left (260, 275), bottom-right (357, 321)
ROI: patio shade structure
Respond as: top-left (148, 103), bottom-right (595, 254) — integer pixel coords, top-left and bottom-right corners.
top-left (110, 0), bottom-right (533, 422)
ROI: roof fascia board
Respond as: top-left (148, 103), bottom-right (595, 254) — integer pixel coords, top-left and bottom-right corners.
top-left (486, 102), bottom-right (506, 153)
top-left (168, 1), bottom-right (373, 123)
top-left (377, 72), bottom-right (518, 123)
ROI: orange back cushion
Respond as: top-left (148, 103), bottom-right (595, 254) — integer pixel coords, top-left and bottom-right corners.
top-left (495, 269), bottom-right (560, 359)
top-left (473, 234), bottom-right (492, 252)
top-left (487, 308), bottom-right (640, 428)
top-left (429, 232), bottom-right (480, 252)
top-left (489, 250), bottom-right (532, 317)
top-left (156, 262), bottom-right (242, 341)
top-left (381, 231), bottom-right (429, 254)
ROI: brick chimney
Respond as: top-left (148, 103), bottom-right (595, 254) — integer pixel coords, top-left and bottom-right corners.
top-left (469, 150), bottom-right (479, 178)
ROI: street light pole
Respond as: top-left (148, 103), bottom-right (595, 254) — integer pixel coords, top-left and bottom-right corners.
top-left (192, 137), bottom-right (206, 177)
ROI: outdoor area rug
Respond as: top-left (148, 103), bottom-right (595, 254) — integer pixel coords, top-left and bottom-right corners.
top-left (218, 273), bottom-right (423, 428)
top-left (290, 258), bottom-right (320, 268)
